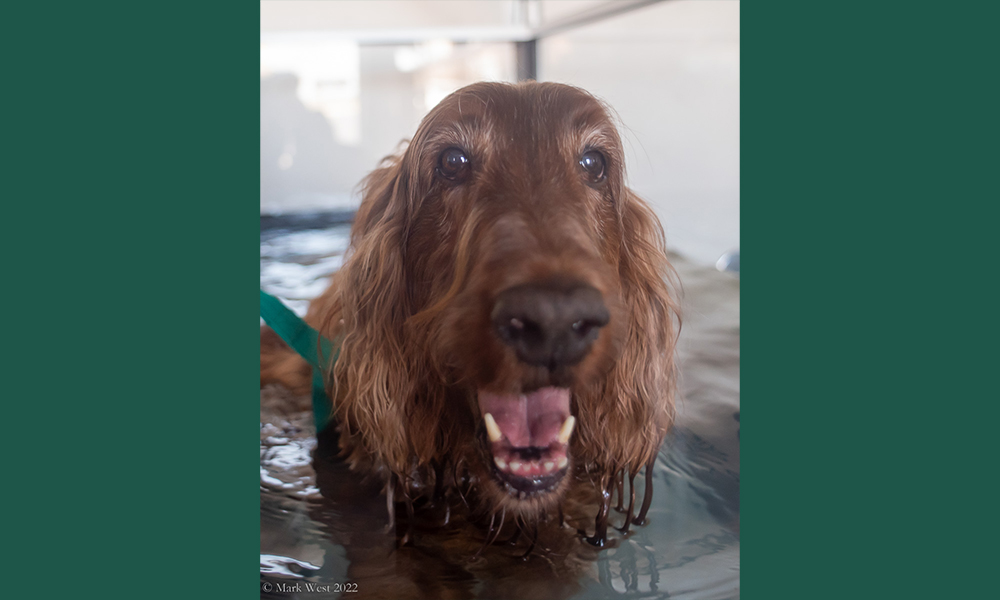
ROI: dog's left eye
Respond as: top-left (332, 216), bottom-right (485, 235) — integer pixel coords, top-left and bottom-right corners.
top-left (437, 147), bottom-right (470, 182)
top-left (579, 150), bottom-right (606, 183)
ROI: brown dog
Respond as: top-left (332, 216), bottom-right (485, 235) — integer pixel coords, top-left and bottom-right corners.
top-left (261, 81), bottom-right (679, 548)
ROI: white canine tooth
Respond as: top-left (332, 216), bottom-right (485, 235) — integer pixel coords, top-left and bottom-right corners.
top-left (483, 413), bottom-right (503, 443)
top-left (544, 461), bottom-right (555, 472)
top-left (557, 456), bottom-right (568, 469)
top-left (495, 456), bottom-right (507, 470)
top-left (557, 415), bottom-right (576, 445)
top-left (510, 460), bottom-right (522, 472)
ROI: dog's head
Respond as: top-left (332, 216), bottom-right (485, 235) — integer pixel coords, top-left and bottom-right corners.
top-left (321, 82), bottom-right (678, 522)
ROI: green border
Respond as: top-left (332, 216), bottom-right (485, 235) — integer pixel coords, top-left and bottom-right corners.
top-left (745, 2), bottom-right (996, 599)
top-left (5, 2), bottom-right (258, 597)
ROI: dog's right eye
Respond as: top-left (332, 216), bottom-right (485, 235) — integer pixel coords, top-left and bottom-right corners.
top-left (579, 150), bottom-right (606, 184)
top-left (437, 147), bottom-right (470, 182)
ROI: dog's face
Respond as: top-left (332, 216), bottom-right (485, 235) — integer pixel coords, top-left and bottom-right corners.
top-left (399, 84), bottom-right (630, 514)
top-left (327, 82), bottom-right (676, 527)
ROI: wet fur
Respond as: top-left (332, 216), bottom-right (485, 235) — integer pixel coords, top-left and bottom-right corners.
top-left (261, 82), bottom-right (679, 543)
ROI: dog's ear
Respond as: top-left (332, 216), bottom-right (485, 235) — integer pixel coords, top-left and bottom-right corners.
top-left (321, 153), bottom-right (422, 473)
top-left (577, 190), bottom-right (680, 475)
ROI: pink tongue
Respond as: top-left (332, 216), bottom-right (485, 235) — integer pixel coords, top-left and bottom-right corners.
top-left (478, 387), bottom-right (570, 448)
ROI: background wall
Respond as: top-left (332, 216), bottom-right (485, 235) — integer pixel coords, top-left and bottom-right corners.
top-left (540, 1), bottom-right (739, 265)
top-left (260, 0), bottom-right (739, 266)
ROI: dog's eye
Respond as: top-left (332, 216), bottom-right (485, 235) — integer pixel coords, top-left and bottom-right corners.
top-left (579, 150), bottom-right (606, 183)
top-left (437, 147), bottom-right (470, 182)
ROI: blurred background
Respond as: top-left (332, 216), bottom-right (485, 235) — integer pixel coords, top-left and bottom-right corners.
top-left (260, 0), bottom-right (739, 268)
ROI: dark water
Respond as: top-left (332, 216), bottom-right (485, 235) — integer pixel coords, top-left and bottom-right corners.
top-left (260, 216), bottom-right (740, 599)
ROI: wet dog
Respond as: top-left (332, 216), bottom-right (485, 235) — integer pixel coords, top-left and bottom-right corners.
top-left (261, 81), bottom-right (679, 548)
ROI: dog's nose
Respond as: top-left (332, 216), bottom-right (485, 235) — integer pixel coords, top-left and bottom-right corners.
top-left (491, 283), bottom-right (610, 368)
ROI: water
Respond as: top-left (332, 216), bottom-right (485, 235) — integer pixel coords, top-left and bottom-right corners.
top-left (260, 214), bottom-right (740, 599)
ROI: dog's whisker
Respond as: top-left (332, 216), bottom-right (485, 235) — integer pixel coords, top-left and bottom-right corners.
top-left (520, 522), bottom-right (539, 560)
top-left (488, 508), bottom-right (506, 547)
top-left (472, 512), bottom-right (496, 560)
top-left (499, 516), bottom-right (522, 546)
top-left (473, 509), bottom-right (505, 560)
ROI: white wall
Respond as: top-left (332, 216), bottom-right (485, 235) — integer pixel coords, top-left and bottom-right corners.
top-left (540, 0), bottom-right (740, 265)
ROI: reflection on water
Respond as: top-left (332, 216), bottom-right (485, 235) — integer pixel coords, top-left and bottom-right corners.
top-left (260, 215), bottom-right (740, 599)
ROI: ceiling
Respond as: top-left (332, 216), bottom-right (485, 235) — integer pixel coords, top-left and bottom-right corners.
top-left (260, 0), bottom-right (666, 44)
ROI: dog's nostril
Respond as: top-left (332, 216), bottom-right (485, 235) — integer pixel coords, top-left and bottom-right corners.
top-left (499, 317), bottom-right (541, 342)
top-left (571, 320), bottom-right (593, 335)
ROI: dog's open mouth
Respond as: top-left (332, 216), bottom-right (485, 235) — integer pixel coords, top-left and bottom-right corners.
top-left (477, 387), bottom-right (574, 497)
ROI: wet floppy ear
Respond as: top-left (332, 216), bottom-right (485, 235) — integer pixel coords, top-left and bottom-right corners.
top-left (595, 190), bottom-right (679, 472)
top-left (325, 156), bottom-right (420, 473)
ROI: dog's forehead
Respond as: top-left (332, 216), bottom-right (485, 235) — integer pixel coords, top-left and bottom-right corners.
top-left (422, 83), bottom-right (618, 154)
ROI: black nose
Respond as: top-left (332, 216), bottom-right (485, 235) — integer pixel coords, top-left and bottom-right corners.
top-left (491, 283), bottom-right (610, 369)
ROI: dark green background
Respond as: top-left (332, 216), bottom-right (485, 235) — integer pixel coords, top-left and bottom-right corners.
top-left (5, 2), bottom-right (259, 598)
top-left (5, 1), bottom-right (995, 598)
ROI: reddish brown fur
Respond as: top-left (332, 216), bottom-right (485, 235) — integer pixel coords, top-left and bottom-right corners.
top-left (259, 326), bottom-right (312, 396)
top-left (261, 82), bottom-right (679, 533)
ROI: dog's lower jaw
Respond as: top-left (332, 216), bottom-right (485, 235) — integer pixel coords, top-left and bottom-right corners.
top-left (471, 456), bottom-right (575, 521)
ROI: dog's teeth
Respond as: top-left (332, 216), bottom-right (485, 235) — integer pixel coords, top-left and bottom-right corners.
top-left (494, 456), bottom-right (507, 470)
top-left (557, 456), bottom-right (568, 469)
top-left (557, 415), bottom-right (576, 445)
top-left (510, 460), bottom-right (522, 472)
top-left (483, 413), bottom-right (503, 443)
top-left (544, 461), bottom-right (555, 472)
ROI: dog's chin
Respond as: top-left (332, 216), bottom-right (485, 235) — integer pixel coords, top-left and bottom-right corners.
top-left (477, 387), bottom-right (576, 510)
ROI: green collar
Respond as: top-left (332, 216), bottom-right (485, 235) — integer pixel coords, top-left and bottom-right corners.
top-left (259, 289), bottom-right (338, 431)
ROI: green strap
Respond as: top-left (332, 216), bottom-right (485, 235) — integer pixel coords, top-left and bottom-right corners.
top-left (259, 289), bottom-right (338, 431)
